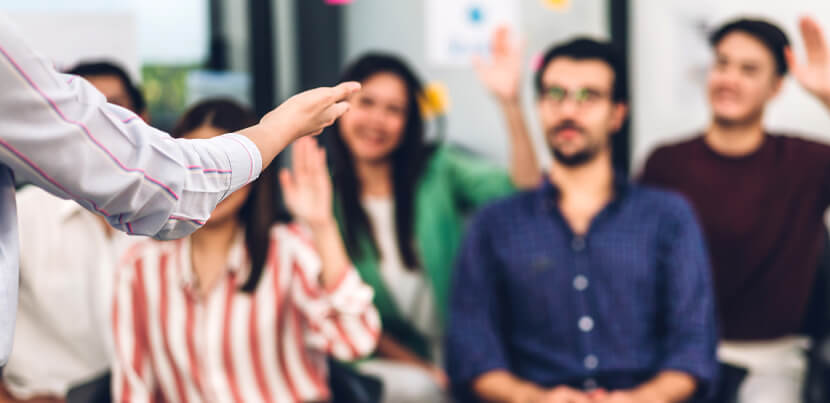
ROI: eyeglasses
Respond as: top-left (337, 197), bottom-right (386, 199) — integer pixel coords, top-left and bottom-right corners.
top-left (540, 86), bottom-right (611, 108)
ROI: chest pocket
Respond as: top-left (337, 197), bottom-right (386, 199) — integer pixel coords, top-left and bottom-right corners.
top-left (588, 232), bottom-right (659, 336)
top-left (504, 253), bottom-right (568, 332)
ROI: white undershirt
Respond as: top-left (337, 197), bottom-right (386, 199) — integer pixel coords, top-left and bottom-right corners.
top-left (361, 197), bottom-right (441, 360)
top-left (5, 187), bottom-right (136, 398)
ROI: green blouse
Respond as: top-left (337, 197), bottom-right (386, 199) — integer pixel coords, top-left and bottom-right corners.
top-left (334, 146), bottom-right (515, 359)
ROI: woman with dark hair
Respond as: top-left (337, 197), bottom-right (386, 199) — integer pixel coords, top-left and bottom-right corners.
top-left (112, 99), bottom-right (380, 403)
top-left (325, 52), bottom-right (538, 402)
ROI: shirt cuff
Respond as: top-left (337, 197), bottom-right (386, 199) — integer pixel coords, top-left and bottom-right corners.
top-left (659, 359), bottom-right (717, 397)
top-left (214, 133), bottom-right (263, 193)
top-left (326, 268), bottom-right (375, 315)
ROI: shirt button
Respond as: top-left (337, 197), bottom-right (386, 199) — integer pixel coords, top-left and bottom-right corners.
top-left (578, 316), bottom-right (594, 332)
top-left (583, 378), bottom-right (599, 390)
top-left (571, 237), bottom-right (586, 251)
top-left (584, 354), bottom-right (599, 370)
top-left (573, 275), bottom-right (589, 291)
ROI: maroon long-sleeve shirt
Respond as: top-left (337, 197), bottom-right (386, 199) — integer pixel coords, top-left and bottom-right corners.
top-left (641, 134), bottom-right (830, 340)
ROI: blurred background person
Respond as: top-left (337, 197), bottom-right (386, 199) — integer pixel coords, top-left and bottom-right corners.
top-left (0, 61), bottom-right (146, 403)
top-left (448, 37), bottom-right (717, 403)
top-left (112, 100), bottom-right (380, 403)
top-left (113, 100), bottom-right (380, 402)
top-left (641, 16), bottom-right (830, 403)
top-left (63, 61), bottom-right (150, 122)
top-left (323, 52), bottom-right (539, 403)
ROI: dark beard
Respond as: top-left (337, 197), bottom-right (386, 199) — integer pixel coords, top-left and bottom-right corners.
top-left (552, 146), bottom-right (600, 166)
top-left (547, 119), bottom-right (603, 166)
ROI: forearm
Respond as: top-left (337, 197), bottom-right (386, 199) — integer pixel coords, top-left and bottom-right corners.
top-left (237, 122), bottom-right (292, 170)
top-left (473, 370), bottom-right (544, 403)
top-left (500, 100), bottom-right (539, 189)
top-left (375, 333), bottom-right (431, 367)
top-left (631, 370), bottom-right (696, 403)
top-left (308, 219), bottom-right (352, 289)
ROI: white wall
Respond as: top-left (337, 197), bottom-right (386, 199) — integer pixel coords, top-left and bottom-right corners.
top-left (0, 0), bottom-right (209, 80)
top-left (342, 0), bottom-right (608, 166)
top-left (221, 0), bottom-right (250, 74)
top-left (274, 0), bottom-right (299, 100)
top-left (631, 0), bottom-right (830, 173)
top-left (4, 11), bottom-right (140, 81)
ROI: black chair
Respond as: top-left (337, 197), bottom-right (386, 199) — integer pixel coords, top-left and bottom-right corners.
top-left (802, 227), bottom-right (830, 403)
top-left (328, 358), bottom-right (383, 403)
top-left (64, 361), bottom-right (383, 403)
top-left (66, 372), bottom-right (110, 403)
top-left (703, 363), bottom-right (747, 403)
top-left (702, 226), bottom-right (830, 403)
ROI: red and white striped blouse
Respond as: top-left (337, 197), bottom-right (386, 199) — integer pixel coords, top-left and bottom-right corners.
top-left (112, 224), bottom-right (381, 403)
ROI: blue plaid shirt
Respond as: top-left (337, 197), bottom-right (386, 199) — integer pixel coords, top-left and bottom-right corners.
top-left (446, 176), bottom-right (718, 398)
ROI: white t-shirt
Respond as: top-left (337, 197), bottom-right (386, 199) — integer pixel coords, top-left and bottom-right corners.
top-left (3, 187), bottom-right (135, 398)
top-left (362, 197), bottom-right (442, 360)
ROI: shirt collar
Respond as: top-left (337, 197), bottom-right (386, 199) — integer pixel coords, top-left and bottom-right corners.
top-left (178, 229), bottom-right (251, 292)
top-left (536, 170), bottom-right (631, 213)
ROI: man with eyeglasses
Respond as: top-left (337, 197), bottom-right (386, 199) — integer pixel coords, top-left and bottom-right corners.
top-left (446, 37), bottom-right (718, 403)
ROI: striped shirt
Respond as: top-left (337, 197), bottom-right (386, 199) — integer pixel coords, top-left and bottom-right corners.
top-left (112, 224), bottom-right (381, 403)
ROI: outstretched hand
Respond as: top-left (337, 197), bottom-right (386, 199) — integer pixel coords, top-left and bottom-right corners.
top-left (262, 81), bottom-right (361, 140)
top-left (239, 82), bottom-right (360, 168)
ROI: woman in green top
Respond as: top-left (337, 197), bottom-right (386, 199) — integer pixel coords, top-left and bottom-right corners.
top-left (324, 43), bottom-right (537, 402)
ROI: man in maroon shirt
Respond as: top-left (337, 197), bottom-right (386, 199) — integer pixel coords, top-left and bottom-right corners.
top-left (641, 17), bottom-right (830, 403)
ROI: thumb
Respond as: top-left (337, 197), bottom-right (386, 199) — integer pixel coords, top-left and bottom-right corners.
top-left (785, 47), bottom-right (807, 83)
top-left (785, 46), bottom-right (798, 72)
top-left (279, 169), bottom-right (296, 198)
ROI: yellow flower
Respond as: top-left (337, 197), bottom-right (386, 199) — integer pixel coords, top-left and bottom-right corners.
top-left (419, 82), bottom-right (450, 120)
top-left (542, 0), bottom-right (570, 11)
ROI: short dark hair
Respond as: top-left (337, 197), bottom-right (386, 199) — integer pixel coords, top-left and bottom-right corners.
top-left (172, 99), bottom-right (291, 293)
top-left (66, 61), bottom-right (147, 114)
top-left (709, 18), bottom-right (791, 76)
top-left (534, 38), bottom-right (628, 103)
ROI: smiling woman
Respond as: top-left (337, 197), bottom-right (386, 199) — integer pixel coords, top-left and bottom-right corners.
top-left (321, 51), bottom-right (541, 403)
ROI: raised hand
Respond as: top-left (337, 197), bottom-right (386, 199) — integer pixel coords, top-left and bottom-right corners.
top-left (786, 16), bottom-right (830, 107)
top-left (474, 25), bottom-right (523, 103)
top-left (472, 25), bottom-right (540, 189)
top-left (279, 137), bottom-right (333, 228)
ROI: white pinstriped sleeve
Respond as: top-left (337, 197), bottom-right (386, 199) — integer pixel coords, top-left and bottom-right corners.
top-left (0, 13), bottom-right (262, 240)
